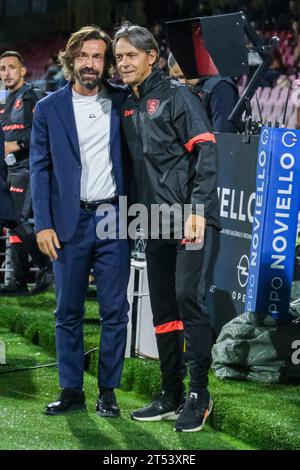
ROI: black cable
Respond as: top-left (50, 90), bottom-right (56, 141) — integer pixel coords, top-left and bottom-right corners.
top-left (0, 347), bottom-right (99, 375)
top-left (255, 91), bottom-right (263, 124)
top-left (282, 85), bottom-right (291, 127)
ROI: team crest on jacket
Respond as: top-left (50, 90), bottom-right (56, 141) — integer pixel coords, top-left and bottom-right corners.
top-left (147, 99), bottom-right (160, 116)
top-left (15, 99), bottom-right (23, 110)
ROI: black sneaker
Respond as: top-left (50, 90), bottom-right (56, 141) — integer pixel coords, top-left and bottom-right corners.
top-left (175, 391), bottom-right (213, 432)
top-left (0, 281), bottom-right (29, 296)
top-left (96, 388), bottom-right (120, 418)
top-left (45, 388), bottom-right (86, 415)
top-left (131, 391), bottom-right (184, 422)
top-left (30, 266), bottom-right (54, 296)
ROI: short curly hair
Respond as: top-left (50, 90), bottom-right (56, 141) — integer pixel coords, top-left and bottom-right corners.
top-left (58, 25), bottom-right (114, 82)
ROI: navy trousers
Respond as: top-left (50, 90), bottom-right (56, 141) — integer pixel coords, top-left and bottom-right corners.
top-left (53, 206), bottom-right (130, 389)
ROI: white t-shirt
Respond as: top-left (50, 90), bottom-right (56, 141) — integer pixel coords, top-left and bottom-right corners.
top-left (72, 87), bottom-right (117, 201)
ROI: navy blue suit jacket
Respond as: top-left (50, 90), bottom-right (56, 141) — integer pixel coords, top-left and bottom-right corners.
top-left (30, 82), bottom-right (128, 242)
top-left (0, 125), bottom-right (16, 222)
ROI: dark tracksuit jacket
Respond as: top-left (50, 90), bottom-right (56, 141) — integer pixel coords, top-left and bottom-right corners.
top-left (0, 83), bottom-right (44, 218)
top-left (0, 83), bottom-right (48, 283)
top-left (0, 83), bottom-right (44, 168)
top-left (122, 69), bottom-right (220, 231)
top-left (121, 68), bottom-right (220, 394)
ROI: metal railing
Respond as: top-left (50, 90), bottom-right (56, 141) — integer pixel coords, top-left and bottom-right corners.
top-left (0, 229), bottom-right (13, 284)
top-left (0, 228), bottom-right (38, 285)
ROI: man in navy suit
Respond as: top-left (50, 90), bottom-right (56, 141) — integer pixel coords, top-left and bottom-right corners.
top-left (30, 26), bottom-right (130, 417)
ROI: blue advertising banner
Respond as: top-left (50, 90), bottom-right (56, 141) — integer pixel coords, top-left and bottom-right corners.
top-left (246, 127), bottom-right (300, 322)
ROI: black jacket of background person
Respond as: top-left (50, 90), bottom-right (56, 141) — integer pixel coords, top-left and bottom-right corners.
top-left (194, 76), bottom-right (239, 133)
top-left (0, 83), bottom-right (44, 169)
top-left (0, 125), bottom-right (16, 223)
top-left (122, 68), bottom-right (221, 231)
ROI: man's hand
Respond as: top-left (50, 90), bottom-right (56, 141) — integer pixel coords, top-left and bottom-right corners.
top-left (36, 229), bottom-right (61, 260)
top-left (184, 214), bottom-right (206, 243)
top-left (4, 141), bottom-right (20, 157)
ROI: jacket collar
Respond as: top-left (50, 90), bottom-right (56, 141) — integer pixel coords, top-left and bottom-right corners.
top-left (9, 82), bottom-right (29, 97)
top-left (135, 68), bottom-right (168, 98)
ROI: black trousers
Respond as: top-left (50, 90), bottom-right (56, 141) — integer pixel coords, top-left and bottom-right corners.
top-left (7, 166), bottom-right (49, 284)
top-left (145, 226), bottom-right (218, 395)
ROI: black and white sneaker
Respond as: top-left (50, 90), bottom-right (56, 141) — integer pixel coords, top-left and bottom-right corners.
top-left (131, 391), bottom-right (184, 422)
top-left (175, 391), bottom-right (213, 432)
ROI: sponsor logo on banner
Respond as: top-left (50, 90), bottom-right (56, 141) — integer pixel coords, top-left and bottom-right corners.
top-left (246, 127), bottom-right (300, 322)
top-left (237, 255), bottom-right (249, 288)
top-left (217, 187), bottom-right (256, 223)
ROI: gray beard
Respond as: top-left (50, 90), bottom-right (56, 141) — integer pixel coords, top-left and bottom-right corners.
top-left (75, 71), bottom-right (102, 91)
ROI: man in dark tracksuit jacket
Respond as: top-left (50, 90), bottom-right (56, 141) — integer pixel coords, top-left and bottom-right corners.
top-left (0, 51), bottom-right (52, 295)
top-left (114, 22), bottom-right (220, 433)
top-left (0, 125), bottom-right (49, 285)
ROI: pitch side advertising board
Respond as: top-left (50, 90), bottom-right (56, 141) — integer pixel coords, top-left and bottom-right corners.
top-left (208, 130), bottom-right (300, 333)
top-left (207, 133), bottom-right (259, 333)
top-left (245, 127), bottom-right (300, 323)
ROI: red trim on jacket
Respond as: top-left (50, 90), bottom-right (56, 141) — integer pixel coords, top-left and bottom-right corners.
top-left (184, 132), bottom-right (216, 152)
top-left (2, 124), bottom-right (25, 131)
top-left (9, 235), bottom-right (22, 244)
top-left (155, 321), bottom-right (184, 334)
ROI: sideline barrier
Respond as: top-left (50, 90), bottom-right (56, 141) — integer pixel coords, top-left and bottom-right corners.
top-left (127, 133), bottom-right (261, 356)
top-left (206, 133), bottom-right (259, 333)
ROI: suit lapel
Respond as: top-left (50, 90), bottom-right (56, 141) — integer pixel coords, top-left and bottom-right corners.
top-left (109, 91), bottom-right (123, 195)
top-left (52, 83), bottom-right (81, 162)
top-left (110, 91), bottom-right (121, 146)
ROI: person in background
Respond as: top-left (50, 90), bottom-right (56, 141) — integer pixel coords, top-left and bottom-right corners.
top-left (260, 48), bottom-right (287, 88)
top-left (168, 52), bottom-right (239, 133)
top-left (0, 51), bottom-right (53, 296)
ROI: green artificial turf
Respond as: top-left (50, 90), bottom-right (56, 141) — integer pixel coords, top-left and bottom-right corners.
top-left (0, 328), bottom-right (253, 451)
top-left (0, 292), bottom-right (299, 450)
top-left (0, 291), bottom-right (100, 356)
top-left (119, 358), bottom-right (300, 450)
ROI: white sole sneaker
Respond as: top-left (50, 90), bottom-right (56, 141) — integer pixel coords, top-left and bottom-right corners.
top-left (131, 410), bottom-right (178, 422)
